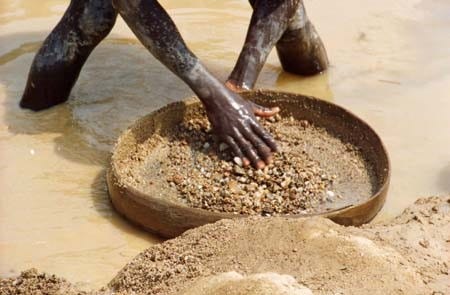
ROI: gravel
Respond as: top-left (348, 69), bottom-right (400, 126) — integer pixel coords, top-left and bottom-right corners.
top-left (119, 109), bottom-right (374, 215)
top-left (164, 114), bottom-right (343, 215)
top-left (0, 269), bottom-right (82, 295)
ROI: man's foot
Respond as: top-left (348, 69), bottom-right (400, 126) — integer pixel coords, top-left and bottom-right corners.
top-left (20, 0), bottom-right (116, 111)
top-left (276, 20), bottom-right (328, 76)
top-left (20, 50), bottom-right (89, 111)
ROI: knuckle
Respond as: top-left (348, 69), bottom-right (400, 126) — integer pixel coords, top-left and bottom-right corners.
top-left (242, 144), bottom-right (252, 153)
top-left (262, 133), bottom-right (272, 141)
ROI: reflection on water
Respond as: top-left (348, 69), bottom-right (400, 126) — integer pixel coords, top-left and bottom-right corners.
top-left (1, 0), bottom-right (449, 290)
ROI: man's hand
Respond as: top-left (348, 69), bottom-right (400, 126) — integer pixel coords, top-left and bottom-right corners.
top-left (205, 90), bottom-right (279, 169)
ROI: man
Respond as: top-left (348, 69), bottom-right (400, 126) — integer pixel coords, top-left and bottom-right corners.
top-left (20, 0), bottom-right (328, 169)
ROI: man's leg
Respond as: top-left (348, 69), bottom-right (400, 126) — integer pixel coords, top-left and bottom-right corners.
top-left (226, 0), bottom-right (328, 91)
top-left (275, 1), bottom-right (328, 76)
top-left (20, 0), bottom-right (117, 111)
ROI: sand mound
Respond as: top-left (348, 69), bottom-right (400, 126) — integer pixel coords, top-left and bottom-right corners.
top-left (2, 196), bottom-right (449, 295)
top-left (109, 195), bottom-right (449, 295)
top-left (181, 272), bottom-right (313, 295)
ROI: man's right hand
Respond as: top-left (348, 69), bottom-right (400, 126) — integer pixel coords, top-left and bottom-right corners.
top-left (204, 89), bottom-right (279, 169)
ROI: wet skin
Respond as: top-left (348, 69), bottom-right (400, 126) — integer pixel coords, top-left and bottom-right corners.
top-left (227, 0), bottom-right (328, 90)
top-left (20, 0), bottom-right (117, 110)
top-left (20, 0), bottom-right (328, 169)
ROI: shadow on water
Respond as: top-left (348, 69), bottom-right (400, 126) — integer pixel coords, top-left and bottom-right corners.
top-left (90, 169), bottom-right (164, 243)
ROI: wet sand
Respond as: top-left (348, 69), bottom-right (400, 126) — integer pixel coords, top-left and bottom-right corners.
top-left (1, 0), bottom-right (450, 289)
top-left (1, 195), bottom-right (449, 294)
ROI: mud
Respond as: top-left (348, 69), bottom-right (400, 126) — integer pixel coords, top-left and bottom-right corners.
top-left (2, 195), bottom-right (448, 295)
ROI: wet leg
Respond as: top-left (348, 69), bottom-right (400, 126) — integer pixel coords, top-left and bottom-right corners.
top-left (226, 0), bottom-right (328, 91)
top-left (20, 0), bottom-right (117, 111)
top-left (275, 1), bottom-right (328, 76)
top-left (226, 0), bottom-right (299, 91)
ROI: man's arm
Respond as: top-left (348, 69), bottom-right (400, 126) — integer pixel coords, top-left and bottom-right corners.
top-left (113, 0), bottom-right (278, 168)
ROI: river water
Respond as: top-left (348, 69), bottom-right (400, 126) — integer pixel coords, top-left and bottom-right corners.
top-left (1, 0), bottom-right (449, 290)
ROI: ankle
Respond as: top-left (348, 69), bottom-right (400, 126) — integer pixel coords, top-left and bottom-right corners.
top-left (225, 80), bottom-right (250, 93)
top-left (276, 22), bottom-right (328, 75)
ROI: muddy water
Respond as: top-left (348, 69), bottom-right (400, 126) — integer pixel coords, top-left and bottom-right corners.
top-left (0, 0), bottom-right (449, 290)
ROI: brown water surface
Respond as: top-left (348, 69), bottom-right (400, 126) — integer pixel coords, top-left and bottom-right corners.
top-left (1, 0), bottom-right (449, 290)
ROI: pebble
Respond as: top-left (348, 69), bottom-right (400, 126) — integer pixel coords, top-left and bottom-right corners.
top-left (326, 190), bottom-right (335, 198)
top-left (233, 166), bottom-right (245, 175)
top-left (418, 239), bottom-right (430, 248)
top-left (233, 157), bottom-right (243, 167)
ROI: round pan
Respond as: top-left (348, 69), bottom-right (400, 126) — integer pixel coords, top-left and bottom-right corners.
top-left (107, 90), bottom-right (390, 238)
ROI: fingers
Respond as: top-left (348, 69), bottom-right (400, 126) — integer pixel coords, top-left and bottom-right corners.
top-left (232, 130), bottom-right (266, 169)
top-left (225, 136), bottom-right (250, 167)
top-left (241, 126), bottom-right (273, 165)
top-left (251, 121), bottom-right (278, 152)
top-left (250, 101), bottom-right (280, 118)
top-left (225, 121), bottom-right (278, 169)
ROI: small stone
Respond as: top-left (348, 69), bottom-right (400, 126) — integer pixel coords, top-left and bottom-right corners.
top-left (326, 190), bottom-right (335, 198)
top-left (418, 239), bottom-right (430, 248)
top-left (203, 142), bottom-right (210, 149)
top-left (233, 166), bottom-right (245, 176)
top-left (237, 176), bottom-right (247, 183)
top-left (272, 184), bottom-right (281, 192)
top-left (247, 182), bottom-right (258, 191)
top-left (300, 120), bottom-right (310, 128)
top-left (228, 180), bottom-right (241, 194)
top-left (281, 177), bottom-right (292, 188)
top-left (233, 157), bottom-right (243, 167)
top-left (171, 174), bottom-right (183, 185)
top-left (254, 190), bottom-right (264, 199)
